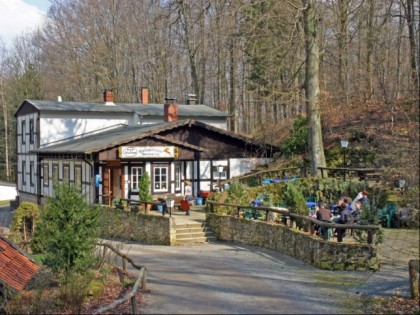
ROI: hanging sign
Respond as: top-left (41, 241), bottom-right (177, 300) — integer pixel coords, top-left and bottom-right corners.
top-left (119, 146), bottom-right (178, 158)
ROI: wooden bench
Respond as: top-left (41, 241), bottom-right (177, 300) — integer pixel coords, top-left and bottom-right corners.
top-left (153, 194), bottom-right (184, 210)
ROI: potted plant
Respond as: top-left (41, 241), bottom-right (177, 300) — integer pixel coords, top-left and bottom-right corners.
top-left (139, 171), bottom-right (153, 214)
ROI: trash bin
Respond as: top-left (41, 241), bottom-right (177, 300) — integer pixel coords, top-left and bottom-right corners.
top-left (195, 197), bottom-right (203, 206)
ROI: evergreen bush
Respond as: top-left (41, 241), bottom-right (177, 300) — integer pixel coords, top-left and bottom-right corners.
top-left (10, 201), bottom-right (40, 250)
top-left (32, 184), bottom-right (99, 277)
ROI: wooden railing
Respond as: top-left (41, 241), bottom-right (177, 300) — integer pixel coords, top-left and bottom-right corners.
top-left (317, 166), bottom-right (381, 181)
top-left (97, 194), bottom-right (165, 213)
top-left (206, 201), bottom-right (381, 244)
top-left (94, 242), bottom-right (147, 314)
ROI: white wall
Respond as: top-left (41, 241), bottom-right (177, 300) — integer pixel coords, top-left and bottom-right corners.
top-left (39, 112), bottom-right (129, 146)
top-left (0, 185), bottom-right (17, 201)
top-left (229, 158), bottom-right (272, 178)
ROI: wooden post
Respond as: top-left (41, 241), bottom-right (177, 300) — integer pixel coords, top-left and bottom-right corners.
top-left (131, 296), bottom-right (137, 314)
top-left (337, 228), bottom-right (343, 242)
top-left (123, 257), bottom-right (127, 271)
top-left (367, 229), bottom-right (373, 244)
top-left (210, 203), bottom-right (214, 213)
top-left (237, 206), bottom-right (241, 218)
top-left (409, 260), bottom-right (419, 299)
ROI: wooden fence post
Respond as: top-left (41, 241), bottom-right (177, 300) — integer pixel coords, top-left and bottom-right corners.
top-left (409, 259), bottom-right (419, 299)
top-left (337, 228), bottom-right (343, 242)
top-left (131, 296), bottom-right (137, 314)
top-left (367, 229), bottom-right (373, 244)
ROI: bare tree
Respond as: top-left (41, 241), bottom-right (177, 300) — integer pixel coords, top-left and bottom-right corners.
top-left (303, 0), bottom-right (326, 177)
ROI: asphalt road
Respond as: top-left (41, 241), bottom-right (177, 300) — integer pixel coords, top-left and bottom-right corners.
top-left (2, 204), bottom-right (418, 314)
top-left (108, 240), bottom-right (375, 314)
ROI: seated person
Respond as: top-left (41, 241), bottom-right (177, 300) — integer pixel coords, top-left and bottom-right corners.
top-left (351, 200), bottom-right (362, 224)
top-left (316, 202), bottom-right (332, 239)
top-left (316, 202), bottom-right (333, 222)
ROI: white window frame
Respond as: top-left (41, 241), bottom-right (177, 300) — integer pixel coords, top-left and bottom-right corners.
top-left (43, 164), bottom-right (49, 187)
top-left (131, 166), bottom-right (143, 191)
top-left (21, 120), bottom-right (26, 144)
top-left (212, 166), bottom-right (227, 180)
top-left (75, 165), bottom-right (82, 190)
top-left (30, 162), bottom-right (34, 186)
top-left (29, 119), bottom-right (34, 144)
top-left (22, 161), bottom-right (26, 185)
top-left (63, 165), bottom-right (70, 185)
top-left (153, 166), bottom-right (169, 193)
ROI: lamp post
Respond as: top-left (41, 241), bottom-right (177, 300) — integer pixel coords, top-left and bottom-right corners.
top-left (340, 139), bottom-right (349, 181)
top-left (165, 198), bottom-right (174, 217)
top-left (217, 165), bottom-right (224, 192)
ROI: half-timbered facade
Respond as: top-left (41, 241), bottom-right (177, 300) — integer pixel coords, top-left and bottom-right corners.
top-left (15, 91), bottom-right (279, 205)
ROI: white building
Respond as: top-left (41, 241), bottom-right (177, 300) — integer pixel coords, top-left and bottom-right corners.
top-left (15, 90), bottom-right (279, 205)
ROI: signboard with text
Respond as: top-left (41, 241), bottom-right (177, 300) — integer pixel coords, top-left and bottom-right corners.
top-left (119, 146), bottom-right (178, 158)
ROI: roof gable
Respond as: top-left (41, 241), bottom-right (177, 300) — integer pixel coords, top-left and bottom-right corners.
top-left (33, 119), bottom-right (280, 155)
top-left (0, 236), bottom-right (39, 292)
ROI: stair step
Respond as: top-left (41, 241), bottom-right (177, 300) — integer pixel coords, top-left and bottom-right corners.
top-left (175, 236), bottom-right (217, 245)
top-left (175, 222), bottom-right (207, 229)
top-left (176, 227), bottom-right (212, 233)
top-left (176, 231), bottom-right (215, 239)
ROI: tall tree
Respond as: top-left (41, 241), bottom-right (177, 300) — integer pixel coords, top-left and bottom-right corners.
top-left (303, 0), bottom-right (326, 177)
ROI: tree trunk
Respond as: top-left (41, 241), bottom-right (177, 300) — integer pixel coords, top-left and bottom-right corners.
top-left (303, 0), bottom-right (327, 177)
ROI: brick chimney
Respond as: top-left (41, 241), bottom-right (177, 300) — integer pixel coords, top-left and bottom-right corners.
top-left (140, 87), bottom-right (149, 104)
top-left (164, 98), bottom-right (178, 122)
top-left (103, 89), bottom-right (115, 106)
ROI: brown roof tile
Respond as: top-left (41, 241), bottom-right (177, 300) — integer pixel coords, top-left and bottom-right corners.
top-left (0, 237), bottom-right (39, 291)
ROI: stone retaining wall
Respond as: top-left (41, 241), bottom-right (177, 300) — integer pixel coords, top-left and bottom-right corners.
top-left (99, 208), bottom-right (176, 245)
top-left (206, 213), bottom-right (380, 271)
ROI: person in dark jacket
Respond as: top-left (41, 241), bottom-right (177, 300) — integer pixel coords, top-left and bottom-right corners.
top-left (316, 202), bottom-right (333, 239)
top-left (316, 202), bottom-right (333, 222)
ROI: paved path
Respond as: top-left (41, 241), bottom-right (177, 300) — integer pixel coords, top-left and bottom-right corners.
top-left (3, 205), bottom-right (418, 314)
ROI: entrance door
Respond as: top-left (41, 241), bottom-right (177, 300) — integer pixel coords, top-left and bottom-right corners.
top-left (111, 168), bottom-right (122, 198)
top-left (102, 167), bottom-right (122, 206)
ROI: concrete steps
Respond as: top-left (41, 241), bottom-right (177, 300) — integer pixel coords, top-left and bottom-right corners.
top-left (174, 222), bottom-right (217, 245)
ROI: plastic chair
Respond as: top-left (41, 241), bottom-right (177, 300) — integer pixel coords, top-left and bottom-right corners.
top-left (379, 202), bottom-right (398, 228)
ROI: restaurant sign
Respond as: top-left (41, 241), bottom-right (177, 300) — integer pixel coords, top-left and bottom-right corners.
top-left (119, 146), bottom-right (178, 158)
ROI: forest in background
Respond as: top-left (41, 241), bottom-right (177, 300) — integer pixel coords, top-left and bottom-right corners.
top-left (0, 0), bottom-right (419, 189)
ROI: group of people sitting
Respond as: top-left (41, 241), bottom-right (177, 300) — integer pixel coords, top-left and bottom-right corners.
top-left (310, 190), bottom-right (371, 239)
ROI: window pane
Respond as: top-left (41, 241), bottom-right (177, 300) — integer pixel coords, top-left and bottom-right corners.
top-left (154, 166), bottom-right (168, 192)
top-left (22, 162), bottom-right (26, 184)
top-left (75, 166), bottom-right (82, 189)
top-left (131, 167), bottom-right (143, 191)
top-left (29, 119), bottom-right (34, 144)
top-left (22, 121), bottom-right (26, 144)
top-left (63, 165), bottom-right (70, 185)
top-left (43, 165), bottom-right (49, 187)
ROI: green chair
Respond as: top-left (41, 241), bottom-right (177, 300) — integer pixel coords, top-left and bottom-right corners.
top-left (380, 202), bottom-right (398, 228)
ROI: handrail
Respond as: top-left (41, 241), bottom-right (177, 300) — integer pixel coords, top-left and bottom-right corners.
top-left (98, 194), bottom-right (165, 209)
top-left (94, 242), bottom-right (147, 314)
top-left (206, 200), bottom-right (381, 244)
top-left (221, 166), bottom-right (304, 185)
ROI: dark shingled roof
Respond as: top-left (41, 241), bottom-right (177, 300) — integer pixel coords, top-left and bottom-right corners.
top-left (32, 119), bottom-right (279, 155)
top-left (19, 100), bottom-right (229, 117)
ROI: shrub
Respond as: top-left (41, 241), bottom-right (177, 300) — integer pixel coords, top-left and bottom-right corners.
top-left (10, 201), bottom-right (40, 250)
top-left (32, 184), bottom-right (99, 277)
top-left (139, 171), bottom-right (152, 202)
